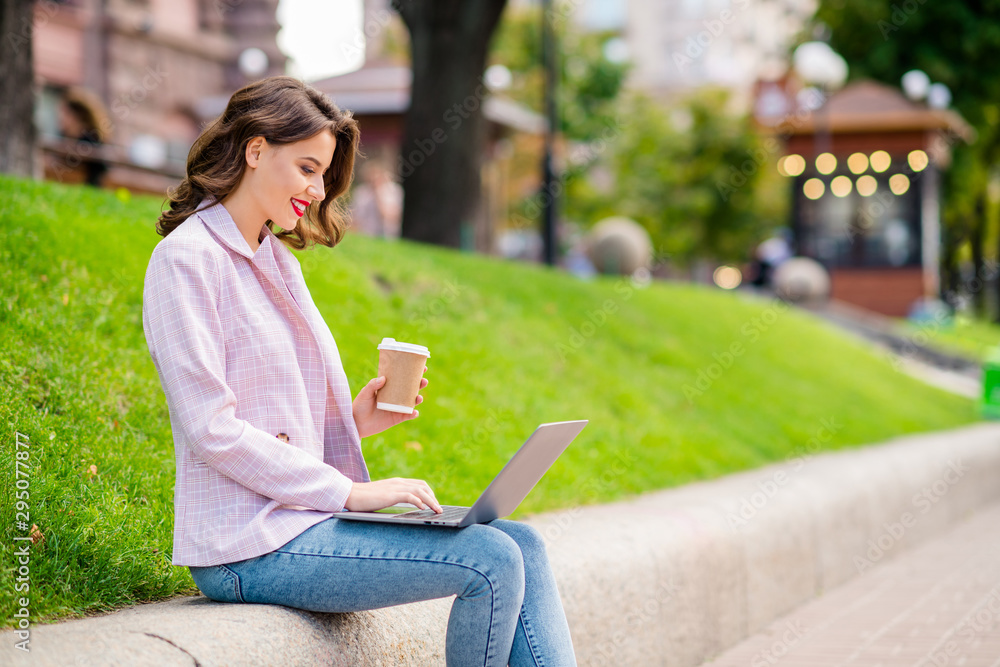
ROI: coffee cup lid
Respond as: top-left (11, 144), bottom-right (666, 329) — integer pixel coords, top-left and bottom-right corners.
top-left (378, 337), bottom-right (430, 357)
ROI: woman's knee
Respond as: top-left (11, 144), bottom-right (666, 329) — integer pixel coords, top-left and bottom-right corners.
top-left (449, 526), bottom-right (525, 611)
top-left (488, 520), bottom-right (548, 560)
top-left (463, 525), bottom-right (526, 583)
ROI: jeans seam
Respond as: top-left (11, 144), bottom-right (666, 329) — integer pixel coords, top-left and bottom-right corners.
top-left (272, 549), bottom-right (499, 666)
top-left (218, 563), bottom-right (244, 603)
top-left (519, 612), bottom-right (543, 666)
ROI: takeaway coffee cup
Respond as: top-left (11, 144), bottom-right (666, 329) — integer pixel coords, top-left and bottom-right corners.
top-left (376, 338), bottom-right (430, 414)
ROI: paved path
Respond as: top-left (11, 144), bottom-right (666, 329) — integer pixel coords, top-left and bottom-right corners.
top-left (704, 501), bottom-right (1000, 667)
top-left (896, 356), bottom-right (980, 400)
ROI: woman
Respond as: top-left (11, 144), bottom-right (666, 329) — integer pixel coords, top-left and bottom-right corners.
top-left (57, 86), bottom-right (110, 187)
top-left (141, 76), bottom-right (576, 666)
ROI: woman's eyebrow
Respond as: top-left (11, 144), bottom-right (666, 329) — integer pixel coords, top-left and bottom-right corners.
top-left (301, 156), bottom-right (329, 172)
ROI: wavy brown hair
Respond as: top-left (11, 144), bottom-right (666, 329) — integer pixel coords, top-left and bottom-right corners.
top-left (63, 87), bottom-right (111, 142)
top-left (157, 76), bottom-right (360, 249)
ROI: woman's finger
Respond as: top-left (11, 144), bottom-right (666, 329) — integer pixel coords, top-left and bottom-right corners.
top-left (413, 481), bottom-right (441, 512)
top-left (366, 376), bottom-right (384, 397)
top-left (418, 489), bottom-right (441, 513)
top-left (408, 484), bottom-right (439, 512)
top-left (397, 493), bottom-right (424, 510)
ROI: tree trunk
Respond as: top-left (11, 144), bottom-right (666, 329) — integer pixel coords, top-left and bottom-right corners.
top-left (0, 0), bottom-right (37, 177)
top-left (393, 0), bottom-right (507, 248)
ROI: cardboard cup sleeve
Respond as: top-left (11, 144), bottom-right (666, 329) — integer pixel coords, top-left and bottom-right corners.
top-left (375, 338), bottom-right (430, 414)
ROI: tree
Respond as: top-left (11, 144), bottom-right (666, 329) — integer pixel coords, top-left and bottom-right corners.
top-left (392, 0), bottom-right (507, 248)
top-left (0, 0), bottom-right (36, 177)
top-left (488, 6), bottom-right (628, 142)
top-left (488, 7), bottom-right (783, 266)
top-left (566, 89), bottom-right (784, 265)
top-left (813, 0), bottom-right (1000, 316)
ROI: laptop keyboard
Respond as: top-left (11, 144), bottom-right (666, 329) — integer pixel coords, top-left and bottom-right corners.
top-left (397, 505), bottom-right (468, 522)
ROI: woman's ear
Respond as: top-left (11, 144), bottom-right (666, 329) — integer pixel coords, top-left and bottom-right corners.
top-left (245, 136), bottom-right (266, 168)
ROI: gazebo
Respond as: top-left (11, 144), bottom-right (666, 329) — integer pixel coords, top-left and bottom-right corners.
top-left (776, 80), bottom-right (973, 316)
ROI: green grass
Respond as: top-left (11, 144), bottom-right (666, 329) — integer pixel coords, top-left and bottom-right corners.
top-left (0, 175), bottom-right (977, 625)
top-left (899, 315), bottom-right (1000, 363)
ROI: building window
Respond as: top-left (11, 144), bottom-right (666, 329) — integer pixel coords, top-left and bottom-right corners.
top-left (796, 171), bottom-right (921, 269)
top-left (35, 85), bottom-right (66, 139)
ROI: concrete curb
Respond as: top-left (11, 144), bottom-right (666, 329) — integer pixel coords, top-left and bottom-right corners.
top-left (5, 423), bottom-right (999, 666)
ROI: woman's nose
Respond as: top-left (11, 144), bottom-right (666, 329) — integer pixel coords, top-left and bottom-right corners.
top-left (308, 177), bottom-right (325, 202)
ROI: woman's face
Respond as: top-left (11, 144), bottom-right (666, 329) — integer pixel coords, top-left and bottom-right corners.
top-left (58, 103), bottom-right (84, 138)
top-left (246, 130), bottom-right (336, 232)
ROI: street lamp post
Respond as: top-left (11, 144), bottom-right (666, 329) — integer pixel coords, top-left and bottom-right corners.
top-left (792, 41), bottom-right (847, 258)
top-left (540, 0), bottom-right (558, 266)
top-left (902, 69), bottom-right (951, 301)
top-left (793, 41), bottom-right (847, 151)
top-left (793, 41), bottom-right (848, 156)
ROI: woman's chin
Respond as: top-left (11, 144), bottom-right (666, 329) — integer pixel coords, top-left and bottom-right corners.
top-left (274, 216), bottom-right (298, 233)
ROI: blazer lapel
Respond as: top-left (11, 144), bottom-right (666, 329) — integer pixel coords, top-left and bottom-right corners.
top-left (197, 199), bottom-right (311, 329)
top-left (196, 199), bottom-right (359, 442)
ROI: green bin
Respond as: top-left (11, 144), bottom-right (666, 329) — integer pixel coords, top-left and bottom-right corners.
top-left (982, 347), bottom-right (1000, 419)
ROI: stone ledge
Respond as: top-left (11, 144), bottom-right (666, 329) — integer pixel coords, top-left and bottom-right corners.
top-left (5, 423), bottom-right (998, 666)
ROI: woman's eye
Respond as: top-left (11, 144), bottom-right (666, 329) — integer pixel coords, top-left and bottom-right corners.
top-left (302, 167), bottom-right (314, 175)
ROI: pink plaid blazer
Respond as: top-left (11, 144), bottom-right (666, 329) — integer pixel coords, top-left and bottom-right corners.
top-left (142, 198), bottom-right (369, 567)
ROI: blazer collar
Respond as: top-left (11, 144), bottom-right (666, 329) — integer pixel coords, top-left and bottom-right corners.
top-left (196, 197), bottom-right (282, 261)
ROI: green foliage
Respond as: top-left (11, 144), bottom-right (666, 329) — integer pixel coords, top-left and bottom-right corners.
top-left (815, 0), bottom-right (1000, 129)
top-left (489, 4), bottom-right (634, 236)
top-left (566, 89), bottom-right (787, 263)
top-left (0, 176), bottom-right (975, 624)
top-left (488, 5), bottom-right (629, 140)
top-left (490, 6), bottom-right (786, 262)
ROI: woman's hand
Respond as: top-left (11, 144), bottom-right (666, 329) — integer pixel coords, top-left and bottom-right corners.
top-left (345, 478), bottom-right (442, 513)
top-left (352, 369), bottom-right (428, 439)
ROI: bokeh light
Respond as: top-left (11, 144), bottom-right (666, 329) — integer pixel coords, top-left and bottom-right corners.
top-left (713, 265), bottom-right (742, 290)
top-left (847, 152), bottom-right (869, 174)
top-left (870, 150), bottom-right (891, 173)
top-left (815, 152), bottom-right (837, 175)
top-left (778, 154), bottom-right (806, 177)
top-left (831, 175), bottom-right (853, 197)
top-left (908, 149), bottom-right (929, 172)
top-left (889, 174), bottom-right (910, 195)
top-left (856, 175), bottom-right (878, 197)
top-left (803, 178), bottom-right (826, 200)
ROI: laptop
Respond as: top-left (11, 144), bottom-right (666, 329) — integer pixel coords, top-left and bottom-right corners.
top-left (337, 420), bottom-right (588, 527)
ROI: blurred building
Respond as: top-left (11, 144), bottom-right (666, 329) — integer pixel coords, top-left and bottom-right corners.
top-left (548, 0), bottom-right (815, 106)
top-left (33, 0), bottom-right (286, 194)
top-left (772, 80), bottom-right (973, 316)
top-left (311, 64), bottom-right (545, 253)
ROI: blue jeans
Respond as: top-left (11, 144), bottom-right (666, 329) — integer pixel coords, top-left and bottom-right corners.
top-left (189, 517), bottom-right (576, 666)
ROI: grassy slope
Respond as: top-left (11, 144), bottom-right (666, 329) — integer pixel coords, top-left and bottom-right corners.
top-left (899, 315), bottom-right (1000, 363)
top-left (0, 176), bottom-right (976, 624)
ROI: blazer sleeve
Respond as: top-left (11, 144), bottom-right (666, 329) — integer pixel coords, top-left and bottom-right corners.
top-left (142, 243), bottom-right (354, 512)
